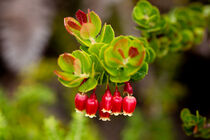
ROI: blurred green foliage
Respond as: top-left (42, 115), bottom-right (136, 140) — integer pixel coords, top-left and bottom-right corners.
top-left (133, 0), bottom-right (210, 54)
top-left (181, 108), bottom-right (210, 139)
top-left (0, 84), bottom-right (55, 140)
top-left (122, 110), bottom-right (175, 140)
top-left (0, 83), bottom-right (101, 140)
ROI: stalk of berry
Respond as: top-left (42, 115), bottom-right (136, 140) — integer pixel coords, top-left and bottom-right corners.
top-left (124, 82), bottom-right (133, 95)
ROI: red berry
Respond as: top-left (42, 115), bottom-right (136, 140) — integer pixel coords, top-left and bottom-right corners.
top-left (85, 91), bottom-right (98, 118)
top-left (75, 93), bottom-right (88, 112)
top-left (101, 86), bottom-right (113, 113)
top-left (99, 102), bottom-right (110, 121)
top-left (123, 95), bottom-right (137, 116)
top-left (124, 82), bottom-right (133, 95)
top-left (112, 86), bottom-right (123, 116)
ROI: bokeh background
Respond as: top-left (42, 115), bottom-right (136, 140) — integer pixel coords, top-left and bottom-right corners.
top-left (0, 0), bottom-right (210, 140)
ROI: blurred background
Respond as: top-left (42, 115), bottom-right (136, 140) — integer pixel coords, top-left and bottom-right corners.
top-left (0, 0), bottom-right (210, 139)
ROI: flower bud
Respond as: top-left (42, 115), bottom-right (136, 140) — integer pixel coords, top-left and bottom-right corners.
top-left (101, 86), bottom-right (113, 113)
top-left (99, 102), bottom-right (110, 121)
top-left (111, 86), bottom-right (123, 116)
top-left (123, 95), bottom-right (137, 116)
top-left (75, 93), bottom-right (88, 112)
top-left (124, 82), bottom-right (133, 95)
top-left (85, 91), bottom-right (98, 118)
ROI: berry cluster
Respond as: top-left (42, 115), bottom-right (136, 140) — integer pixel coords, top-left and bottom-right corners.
top-left (74, 82), bottom-right (137, 121)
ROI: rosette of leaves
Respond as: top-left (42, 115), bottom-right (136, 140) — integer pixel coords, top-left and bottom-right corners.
top-left (64, 9), bottom-right (102, 47)
top-left (180, 29), bottom-right (194, 50)
top-left (64, 9), bottom-right (115, 48)
top-left (149, 36), bottom-right (170, 57)
top-left (54, 50), bottom-right (98, 92)
top-left (181, 108), bottom-right (210, 139)
top-left (132, 0), bottom-right (165, 33)
top-left (100, 36), bottom-right (146, 83)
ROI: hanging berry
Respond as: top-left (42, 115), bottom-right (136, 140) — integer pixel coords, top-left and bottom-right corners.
top-left (85, 90), bottom-right (98, 118)
top-left (111, 86), bottom-right (123, 116)
top-left (99, 102), bottom-right (111, 121)
top-left (123, 95), bottom-right (137, 116)
top-left (74, 93), bottom-right (88, 112)
top-left (124, 82), bottom-right (133, 95)
top-left (101, 85), bottom-right (113, 113)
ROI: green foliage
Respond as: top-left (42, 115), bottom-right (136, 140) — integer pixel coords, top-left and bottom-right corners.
top-left (43, 113), bottom-right (101, 140)
top-left (101, 36), bottom-right (146, 82)
top-left (133, 0), bottom-right (210, 55)
top-left (180, 108), bottom-right (210, 139)
top-left (55, 1), bottom-right (210, 93)
top-left (0, 84), bottom-right (102, 140)
top-left (132, 0), bottom-right (162, 32)
top-left (122, 110), bottom-right (175, 140)
top-left (0, 84), bottom-right (55, 140)
top-left (65, 112), bottom-right (100, 140)
top-left (44, 117), bottom-right (64, 140)
top-left (56, 9), bottom-right (149, 91)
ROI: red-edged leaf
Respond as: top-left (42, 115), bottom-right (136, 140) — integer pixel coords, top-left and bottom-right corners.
top-left (68, 21), bottom-right (81, 30)
top-left (64, 17), bottom-right (81, 34)
top-left (110, 57), bottom-right (124, 65)
top-left (58, 53), bottom-right (75, 73)
top-left (80, 23), bottom-right (96, 39)
top-left (118, 48), bottom-right (126, 59)
top-left (63, 53), bottom-right (75, 65)
top-left (113, 38), bottom-right (128, 51)
top-left (73, 58), bottom-right (81, 75)
top-left (129, 47), bottom-right (139, 58)
top-left (76, 9), bottom-right (87, 25)
top-left (54, 70), bottom-right (76, 81)
top-left (136, 50), bottom-right (146, 66)
top-left (114, 39), bottom-right (129, 57)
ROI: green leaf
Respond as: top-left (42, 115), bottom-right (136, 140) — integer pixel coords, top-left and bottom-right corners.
top-left (110, 75), bottom-right (130, 83)
top-left (80, 45), bottom-right (89, 53)
top-left (58, 77), bottom-right (84, 88)
top-left (88, 11), bottom-right (102, 37)
top-left (181, 108), bottom-right (191, 121)
top-left (88, 43), bottom-right (105, 57)
top-left (90, 55), bottom-right (104, 74)
top-left (145, 47), bottom-right (156, 63)
top-left (97, 24), bottom-right (115, 43)
top-left (72, 50), bottom-right (92, 74)
top-left (54, 70), bottom-right (77, 81)
top-left (78, 78), bottom-right (98, 92)
top-left (80, 23), bottom-right (97, 39)
top-left (131, 62), bottom-right (148, 81)
top-left (180, 29), bottom-right (194, 50)
top-left (58, 53), bottom-right (75, 73)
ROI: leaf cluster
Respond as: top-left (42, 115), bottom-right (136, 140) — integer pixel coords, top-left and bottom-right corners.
top-left (180, 108), bottom-right (210, 139)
